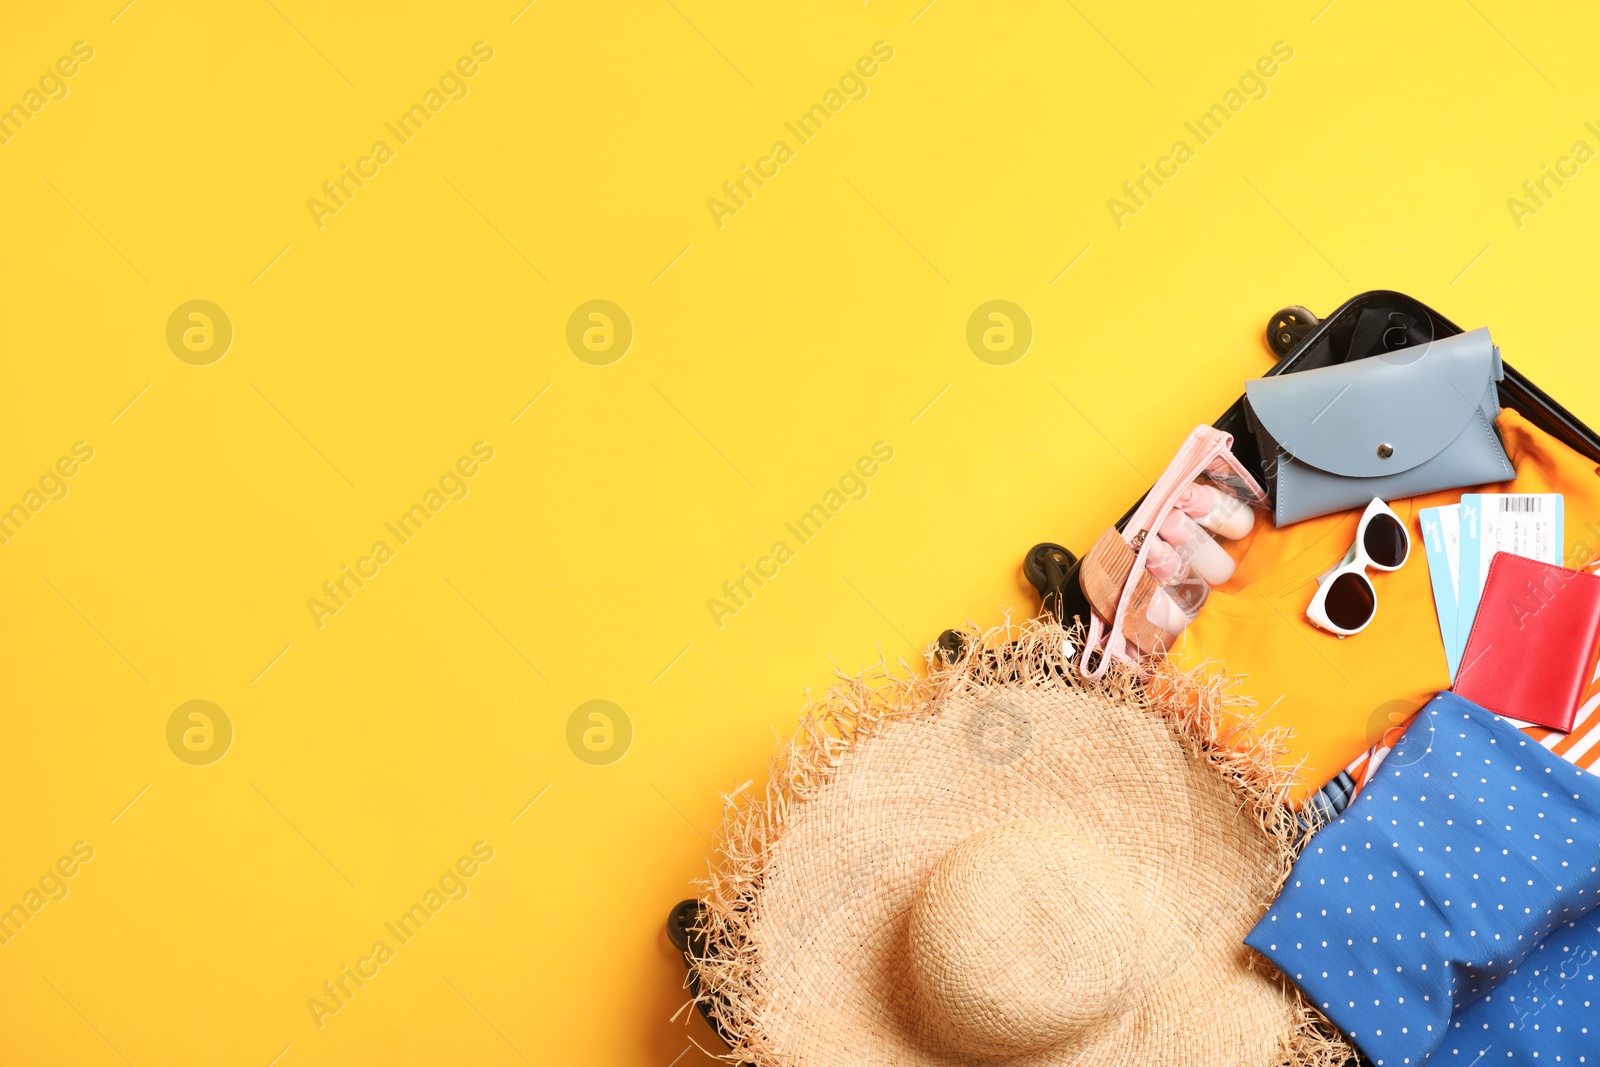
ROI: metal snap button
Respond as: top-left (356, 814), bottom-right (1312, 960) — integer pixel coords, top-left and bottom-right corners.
top-left (1377, 443), bottom-right (1394, 459)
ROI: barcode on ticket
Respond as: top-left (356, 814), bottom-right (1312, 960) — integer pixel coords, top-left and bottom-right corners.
top-left (1498, 496), bottom-right (1544, 513)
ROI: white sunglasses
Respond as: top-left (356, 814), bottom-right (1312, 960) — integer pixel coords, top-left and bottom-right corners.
top-left (1306, 498), bottom-right (1411, 636)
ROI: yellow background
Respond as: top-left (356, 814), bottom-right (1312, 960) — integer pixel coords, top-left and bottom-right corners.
top-left (2, 1), bottom-right (1599, 1064)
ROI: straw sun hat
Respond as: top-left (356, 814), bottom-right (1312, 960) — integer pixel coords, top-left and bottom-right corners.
top-left (690, 621), bottom-right (1353, 1067)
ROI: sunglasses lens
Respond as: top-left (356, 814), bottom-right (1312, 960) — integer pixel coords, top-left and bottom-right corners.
top-left (1324, 572), bottom-right (1376, 631)
top-left (1363, 513), bottom-right (1408, 569)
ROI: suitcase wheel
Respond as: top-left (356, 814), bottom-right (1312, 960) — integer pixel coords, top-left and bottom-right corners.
top-left (1267, 305), bottom-right (1319, 358)
top-left (666, 898), bottom-right (705, 954)
top-left (1024, 542), bottom-right (1078, 620)
top-left (935, 629), bottom-right (967, 664)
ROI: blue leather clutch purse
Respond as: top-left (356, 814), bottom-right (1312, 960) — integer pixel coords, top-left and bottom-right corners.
top-left (1243, 327), bottom-right (1514, 526)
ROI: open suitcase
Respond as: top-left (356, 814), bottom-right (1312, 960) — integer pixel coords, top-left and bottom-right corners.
top-left (667, 290), bottom-right (1600, 1061)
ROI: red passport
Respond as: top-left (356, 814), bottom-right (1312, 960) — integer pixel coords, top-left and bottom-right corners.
top-left (1452, 552), bottom-right (1600, 733)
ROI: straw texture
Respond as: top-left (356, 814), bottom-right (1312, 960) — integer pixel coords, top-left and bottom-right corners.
top-left (690, 618), bottom-right (1353, 1067)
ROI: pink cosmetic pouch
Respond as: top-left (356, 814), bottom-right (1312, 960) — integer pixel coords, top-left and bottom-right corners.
top-left (1078, 426), bottom-right (1267, 679)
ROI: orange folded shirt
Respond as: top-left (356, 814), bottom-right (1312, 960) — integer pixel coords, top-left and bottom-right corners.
top-left (1171, 409), bottom-right (1600, 800)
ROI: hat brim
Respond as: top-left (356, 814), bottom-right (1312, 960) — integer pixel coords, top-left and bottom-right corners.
top-left (692, 621), bottom-right (1353, 1067)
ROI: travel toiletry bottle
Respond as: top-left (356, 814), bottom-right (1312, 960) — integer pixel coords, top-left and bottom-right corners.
top-left (1144, 535), bottom-right (1208, 636)
top-left (1175, 483), bottom-right (1255, 540)
top-left (1145, 587), bottom-right (1191, 638)
top-left (1157, 511), bottom-right (1236, 586)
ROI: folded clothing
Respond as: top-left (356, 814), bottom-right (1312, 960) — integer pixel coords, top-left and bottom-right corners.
top-left (1430, 912), bottom-right (1599, 1061)
top-left (1244, 691), bottom-right (1600, 1066)
top-left (1172, 408), bottom-right (1600, 799)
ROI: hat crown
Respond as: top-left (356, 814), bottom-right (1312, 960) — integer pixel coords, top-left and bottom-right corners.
top-left (907, 821), bottom-right (1141, 1057)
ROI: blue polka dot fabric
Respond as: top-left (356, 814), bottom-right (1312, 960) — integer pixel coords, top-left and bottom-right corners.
top-left (1436, 912), bottom-right (1598, 1061)
top-left (1244, 691), bottom-right (1600, 1066)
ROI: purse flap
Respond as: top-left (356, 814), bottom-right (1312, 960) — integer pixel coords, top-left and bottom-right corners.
top-left (1244, 327), bottom-right (1502, 478)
